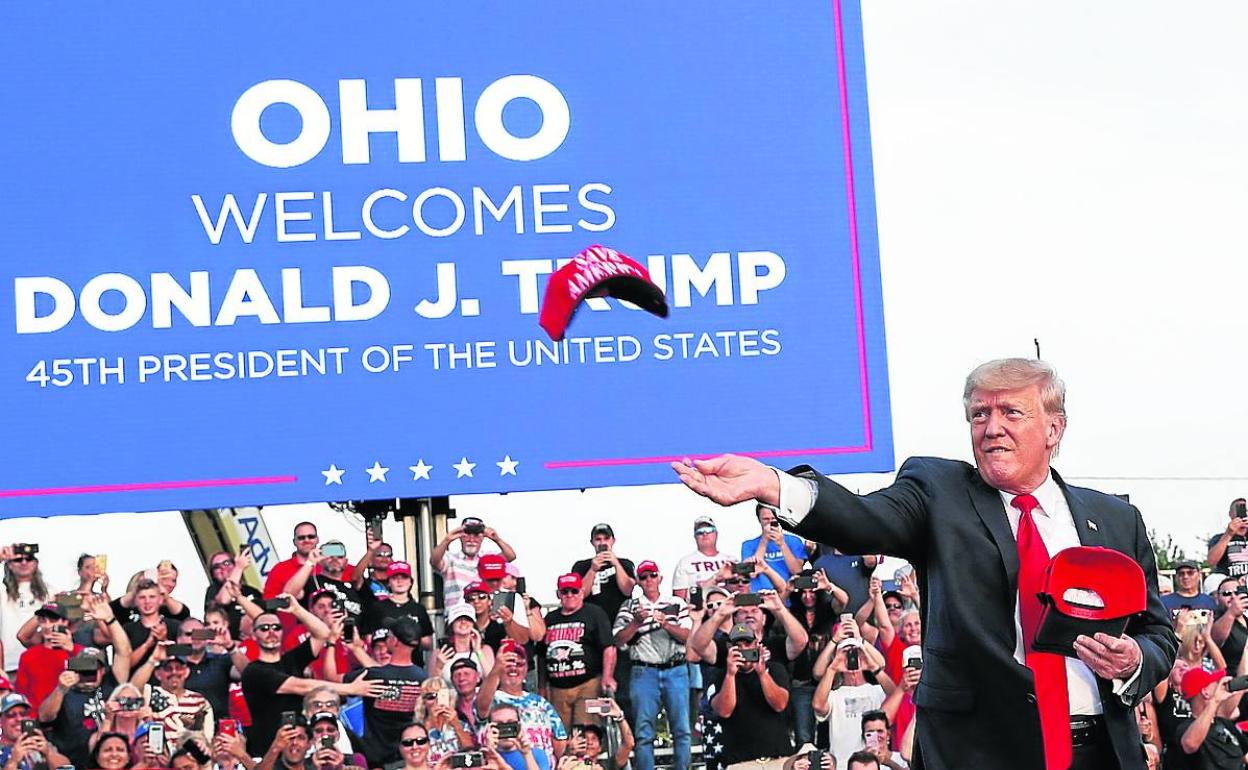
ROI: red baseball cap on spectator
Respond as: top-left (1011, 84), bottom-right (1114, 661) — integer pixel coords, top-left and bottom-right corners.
top-left (464, 581), bottom-right (492, 597)
top-left (478, 554), bottom-right (507, 581)
top-left (499, 638), bottom-right (523, 656)
top-left (1182, 667), bottom-right (1226, 699)
top-left (557, 573), bottom-right (582, 592)
top-left (637, 561), bottom-right (659, 576)
top-left (387, 561), bottom-right (413, 579)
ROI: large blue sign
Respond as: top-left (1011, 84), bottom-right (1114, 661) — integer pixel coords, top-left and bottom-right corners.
top-left (0, 2), bottom-right (893, 517)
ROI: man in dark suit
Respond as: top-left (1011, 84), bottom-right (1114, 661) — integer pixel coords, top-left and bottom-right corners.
top-left (673, 358), bottom-right (1176, 770)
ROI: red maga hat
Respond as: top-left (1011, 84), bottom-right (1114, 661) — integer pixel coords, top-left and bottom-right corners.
top-left (539, 245), bottom-right (668, 341)
top-left (1032, 546), bottom-right (1147, 657)
top-left (478, 553), bottom-right (507, 581)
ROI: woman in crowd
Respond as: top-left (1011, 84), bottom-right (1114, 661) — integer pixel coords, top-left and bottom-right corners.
top-left (397, 722), bottom-right (436, 770)
top-left (1175, 609), bottom-right (1226, 671)
top-left (417, 677), bottom-right (474, 763)
top-left (787, 569), bottom-right (843, 748)
top-left (429, 605), bottom-right (494, 682)
top-left (88, 732), bottom-right (135, 770)
top-left (0, 547), bottom-right (50, 675)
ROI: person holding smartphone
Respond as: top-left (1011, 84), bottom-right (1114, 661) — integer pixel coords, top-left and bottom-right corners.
top-left (707, 623), bottom-right (793, 768)
top-left (812, 639), bottom-right (890, 768)
top-left (1208, 498), bottom-right (1248, 579)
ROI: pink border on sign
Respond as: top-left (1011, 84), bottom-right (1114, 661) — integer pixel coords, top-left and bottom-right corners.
top-left (0, 475), bottom-right (298, 499)
top-left (547, 0), bottom-right (874, 471)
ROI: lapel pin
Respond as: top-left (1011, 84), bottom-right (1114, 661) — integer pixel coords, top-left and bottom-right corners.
top-left (1087, 520), bottom-right (1098, 532)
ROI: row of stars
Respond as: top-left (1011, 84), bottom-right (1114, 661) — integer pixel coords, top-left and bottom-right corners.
top-left (321, 456), bottom-right (519, 485)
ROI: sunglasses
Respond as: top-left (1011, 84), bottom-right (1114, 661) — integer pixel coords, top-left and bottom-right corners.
top-left (255, 623), bottom-right (283, 633)
top-left (885, 603), bottom-right (903, 610)
top-left (706, 602), bottom-right (724, 611)
top-left (9, 556), bottom-right (34, 563)
top-left (638, 573), bottom-right (659, 580)
top-left (725, 578), bottom-right (749, 585)
top-left (211, 559), bottom-right (234, 569)
top-left (422, 693), bottom-right (438, 701)
top-left (558, 588), bottom-right (580, 596)
top-left (467, 594), bottom-right (490, 601)
top-left (400, 737), bottom-right (430, 747)
top-left (1222, 591), bottom-right (1237, 597)
top-left (295, 534), bottom-right (319, 541)
top-left (375, 552), bottom-right (393, 558)
top-left (695, 528), bottom-right (717, 535)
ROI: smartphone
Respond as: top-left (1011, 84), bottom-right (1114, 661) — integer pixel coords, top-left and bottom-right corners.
top-left (595, 543), bottom-right (609, 553)
top-left (492, 591), bottom-right (516, 613)
top-left (731, 562), bottom-right (754, 577)
top-left (20, 719), bottom-right (35, 737)
top-left (166, 643), bottom-right (194, 657)
top-left (1229, 675), bottom-right (1248, 692)
top-left (95, 554), bottom-right (108, 574)
top-left (496, 722), bottom-right (521, 739)
top-left (436, 689), bottom-right (453, 708)
top-left (689, 586), bottom-right (703, 611)
top-left (515, 577), bottom-right (527, 595)
top-left (865, 732), bottom-right (880, 749)
top-left (68, 654), bottom-right (99, 672)
top-left (734, 593), bottom-right (762, 607)
top-left (280, 711), bottom-right (299, 727)
top-left (322, 542), bottom-right (347, 558)
top-left (739, 647), bottom-right (760, 662)
top-left (846, 647), bottom-right (860, 670)
top-left (906, 656), bottom-right (924, 670)
top-left (264, 598), bottom-right (289, 613)
top-left (660, 604), bottom-right (681, 617)
top-left (1236, 500), bottom-right (1247, 518)
top-left (807, 750), bottom-right (825, 769)
top-left (148, 723), bottom-right (166, 754)
top-left (792, 575), bottom-right (818, 590)
top-left (584, 698), bottom-right (613, 715)
top-left (320, 736), bottom-right (335, 750)
top-left (343, 617), bottom-right (357, 642)
top-left (190, 628), bottom-right (217, 641)
top-left (219, 719), bottom-right (239, 737)
top-left (450, 752), bottom-right (485, 769)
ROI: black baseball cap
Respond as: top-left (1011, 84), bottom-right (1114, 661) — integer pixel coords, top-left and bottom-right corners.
top-left (591, 523), bottom-right (614, 538)
top-left (1173, 560), bottom-right (1200, 572)
top-left (382, 616), bottom-right (423, 647)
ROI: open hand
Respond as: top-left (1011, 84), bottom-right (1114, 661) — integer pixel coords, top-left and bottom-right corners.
top-left (670, 454), bottom-right (779, 507)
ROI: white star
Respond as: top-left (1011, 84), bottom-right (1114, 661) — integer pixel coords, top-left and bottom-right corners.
top-left (408, 460), bottom-right (432, 480)
top-left (321, 464), bottom-right (345, 486)
top-left (496, 455), bottom-right (519, 476)
top-left (453, 457), bottom-right (476, 478)
top-left (365, 461), bottom-right (390, 483)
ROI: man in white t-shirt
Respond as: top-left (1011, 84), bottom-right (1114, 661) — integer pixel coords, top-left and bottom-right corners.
top-left (671, 516), bottom-right (733, 601)
top-left (814, 638), bottom-right (890, 768)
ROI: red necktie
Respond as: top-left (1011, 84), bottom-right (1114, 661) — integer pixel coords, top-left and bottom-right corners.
top-left (1013, 493), bottom-right (1071, 770)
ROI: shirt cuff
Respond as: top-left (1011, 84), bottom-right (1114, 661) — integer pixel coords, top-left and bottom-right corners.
top-left (770, 468), bottom-right (818, 527)
top-left (1110, 657), bottom-right (1144, 705)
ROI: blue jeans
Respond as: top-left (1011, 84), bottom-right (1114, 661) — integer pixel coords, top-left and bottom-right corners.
top-left (788, 682), bottom-right (816, 747)
top-left (630, 662), bottom-right (691, 770)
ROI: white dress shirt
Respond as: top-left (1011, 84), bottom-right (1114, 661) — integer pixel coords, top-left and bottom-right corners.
top-left (774, 468), bottom-right (1142, 714)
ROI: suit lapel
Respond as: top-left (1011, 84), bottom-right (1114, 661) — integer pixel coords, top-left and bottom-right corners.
top-left (969, 472), bottom-right (1020, 588)
top-left (1053, 468), bottom-right (1103, 546)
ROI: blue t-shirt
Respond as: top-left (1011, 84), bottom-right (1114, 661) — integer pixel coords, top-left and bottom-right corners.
top-left (499, 748), bottom-right (552, 770)
top-left (740, 534), bottom-right (808, 591)
top-left (812, 551), bottom-right (873, 612)
top-left (1161, 591), bottom-right (1217, 615)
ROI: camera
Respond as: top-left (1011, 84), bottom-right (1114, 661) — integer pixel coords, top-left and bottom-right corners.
top-left (734, 593), bottom-right (762, 607)
top-left (739, 647), bottom-right (760, 663)
top-left (450, 752), bottom-right (485, 769)
top-left (845, 647), bottom-right (859, 670)
top-left (792, 575), bottom-right (818, 591)
top-left (496, 722), bottom-right (521, 739)
top-left (595, 543), bottom-right (609, 553)
top-left (463, 519), bottom-right (485, 536)
top-left (264, 598), bottom-right (289, 613)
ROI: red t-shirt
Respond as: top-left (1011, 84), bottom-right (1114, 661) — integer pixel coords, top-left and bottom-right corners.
top-left (263, 558), bottom-right (355, 599)
top-left (16, 644), bottom-right (82, 708)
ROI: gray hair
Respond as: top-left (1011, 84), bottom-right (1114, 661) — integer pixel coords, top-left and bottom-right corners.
top-left (962, 358), bottom-right (1066, 420)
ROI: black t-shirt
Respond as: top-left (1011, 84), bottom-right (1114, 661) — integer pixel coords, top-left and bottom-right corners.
top-left (1210, 533), bottom-right (1248, 578)
top-left (183, 651), bottom-right (234, 723)
top-left (571, 557), bottom-right (637, 621)
top-left (479, 619), bottom-right (508, 653)
top-left (1217, 612), bottom-right (1248, 675)
top-left (345, 662), bottom-right (427, 767)
top-left (1156, 687), bottom-right (1196, 770)
top-left (301, 574), bottom-right (364, 619)
top-left (110, 597), bottom-right (189, 627)
top-left (712, 633), bottom-right (790, 670)
top-left (540, 604), bottom-right (614, 689)
top-left (707, 661), bottom-right (794, 763)
top-left (240, 639), bottom-right (317, 756)
top-left (359, 593), bottom-right (434, 665)
top-left (204, 580), bottom-right (264, 639)
top-left (789, 617), bottom-right (835, 683)
top-left (124, 619), bottom-right (182, 668)
top-left (47, 682), bottom-right (116, 769)
top-left (1174, 715), bottom-right (1247, 770)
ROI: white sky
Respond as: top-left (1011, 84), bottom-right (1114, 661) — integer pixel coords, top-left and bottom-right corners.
top-left (5, 3), bottom-right (1247, 613)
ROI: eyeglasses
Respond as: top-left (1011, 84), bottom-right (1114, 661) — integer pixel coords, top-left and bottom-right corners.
top-left (375, 551), bottom-right (393, 558)
top-left (400, 737), bottom-right (430, 747)
top-left (4, 710), bottom-right (31, 719)
top-left (1221, 591), bottom-right (1237, 597)
top-left (255, 623), bottom-right (283, 633)
top-left (467, 594), bottom-right (490, 601)
top-left (558, 588), bottom-right (579, 596)
top-left (695, 528), bottom-right (717, 535)
top-left (706, 602), bottom-right (724, 612)
top-left (638, 573), bottom-right (659, 580)
top-left (9, 556), bottom-right (34, 563)
top-left (211, 560), bottom-right (234, 569)
top-left (310, 700), bottom-right (338, 709)
top-left (295, 534), bottom-right (319, 541)
top-left (725, 578), bottom-right (749, 585)
top-left (885, 603), bottom-right (903, 610)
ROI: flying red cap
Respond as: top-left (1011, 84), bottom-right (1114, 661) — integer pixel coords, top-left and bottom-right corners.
top-left (478, 553), bottom-right (507, 580)
top-left (539, 245), bottom-right (668, 341)
top-left (557, 573), bottom-right (583, 591)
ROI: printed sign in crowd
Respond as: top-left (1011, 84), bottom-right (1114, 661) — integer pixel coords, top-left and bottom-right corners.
top-left (0, 3), bottom-right (892, 517)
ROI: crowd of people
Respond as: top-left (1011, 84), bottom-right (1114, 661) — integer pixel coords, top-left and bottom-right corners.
top-left (0, 495), bottom-right (1239, 770)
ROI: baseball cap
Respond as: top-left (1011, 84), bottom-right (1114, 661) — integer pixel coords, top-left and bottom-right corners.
top-left (882, 590), bottom-right (905, 605)
top-left (450, 658), bottom-right (480, 675)
top-left (463, 581), bottom-right (492, 597)
top-left (35, 602), bottom-right (66, 620)
top-left (727, 623), bottom-right (754, 643)
top-left (477, 554), bottom-right (507, 581)
top-left (76, 647), bottom-right (108, 667)
top-left (704, 585), bottom-right (731, 601)
top-left (0, 694), bottom-right (30, 714)
top-left (590, 523), bottom-right (615, 539)
top-left (309, 712), bottom-right (337, 727)
top-left (637, 560), bottom-right (659, 576)
top-left (836, 637), bottom-right (863, 651)
top-left (1174, 559), bottom-right (1200, 572)
top-left (387, 561), bottom-right (413, 579)
top-left (693, 516), bottom-right (716, 531)
top-left (1032, 546), bottom-right (1148, 656)
top-left (382, 616), bottom-right (423, 647)
top-left (557, 573), bottom-right (582, 592)
top-left (445, 603), bottom-right (475, 624)
top-left (1182, 667), bottom-right (1227, 699)
top-left (499, 638), bottom-right (524, 657)
top-left (539, 245), bottom-right (669, 341)
top-left (504, 562), bottom-right (522, 579)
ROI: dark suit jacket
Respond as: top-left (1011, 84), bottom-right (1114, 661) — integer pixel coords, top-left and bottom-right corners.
top-left (787, 457), bottom-right (1176, 770)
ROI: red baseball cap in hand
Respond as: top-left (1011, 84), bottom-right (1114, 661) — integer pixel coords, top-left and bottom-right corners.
top-left (539, 245), bottom-right (668, 341)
